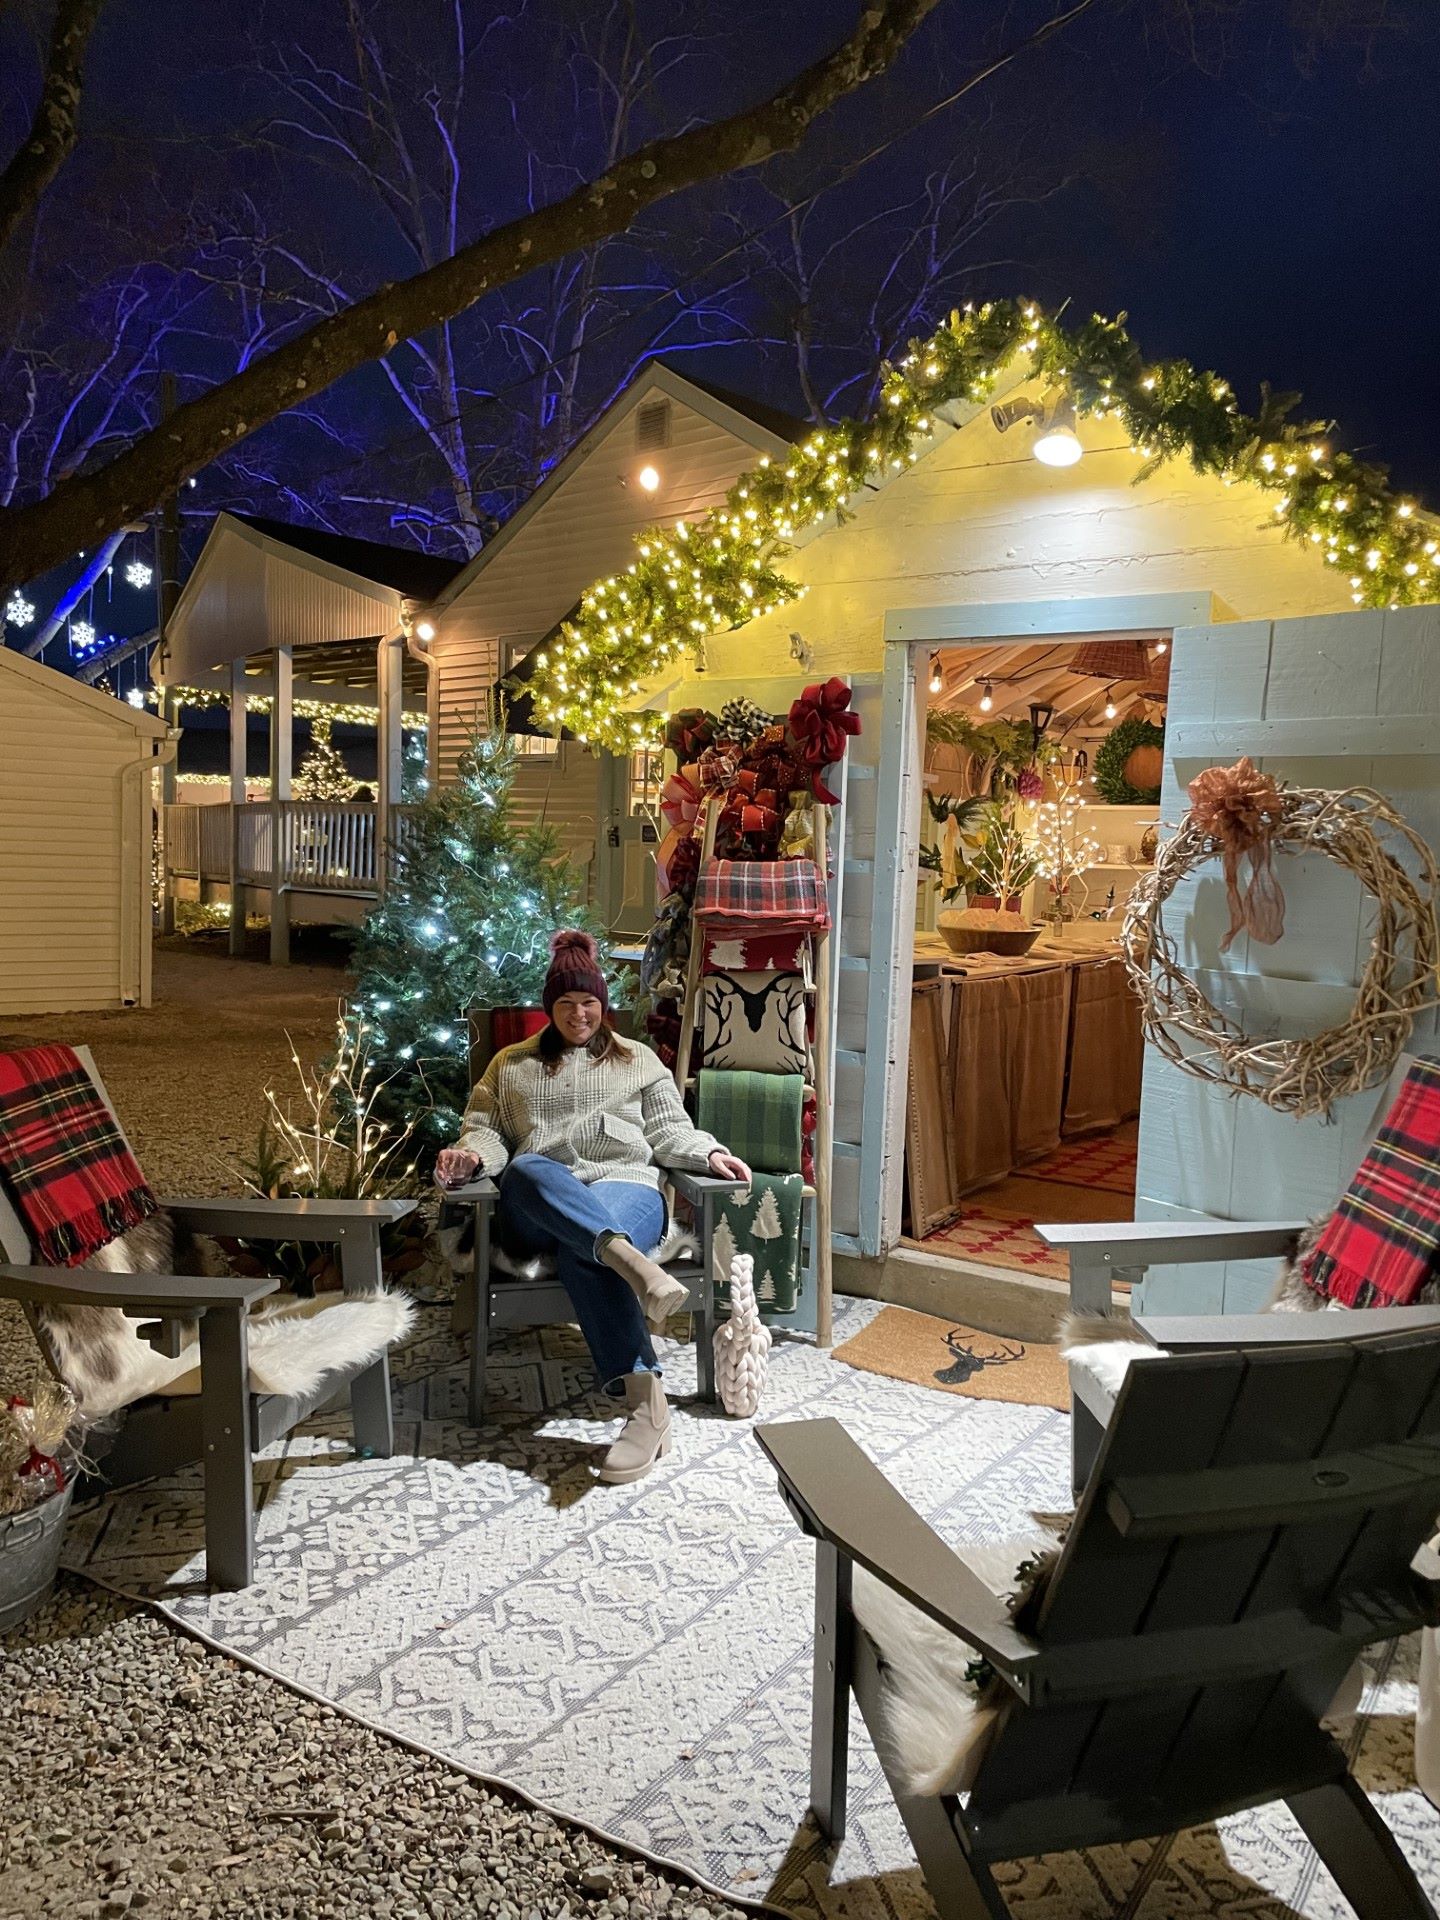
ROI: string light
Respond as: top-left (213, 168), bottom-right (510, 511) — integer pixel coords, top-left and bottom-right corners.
top-left (137, 685), bottom-right (428, 730)
top-left (978, 680), bottom-right (994, 713)
top-left (1104, 689), bottom-right (1118, 719)
top-left (526, 298), bottom-right (1439, 751)
top-left (928, 652), bottom-right (943, 695)
top-left (1153, 639), bottom-right (1168, 655)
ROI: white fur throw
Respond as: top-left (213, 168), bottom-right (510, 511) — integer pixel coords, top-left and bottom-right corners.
top-left (713, 1252), bottom-right (770, 1418)
top-left (1059, 1313), bottom-right (1168, 1403)
top-left (43, 1288), bottom-right (414, 1419)
top-left (852, 1532), bottom-right (1054, 1799)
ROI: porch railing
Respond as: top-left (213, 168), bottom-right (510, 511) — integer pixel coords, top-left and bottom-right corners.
top-left (163, 801), bottom-right (418, 895)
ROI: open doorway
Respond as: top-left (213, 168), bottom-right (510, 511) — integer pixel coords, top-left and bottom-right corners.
top-left (901, 632), bottom-right (1169, 1281)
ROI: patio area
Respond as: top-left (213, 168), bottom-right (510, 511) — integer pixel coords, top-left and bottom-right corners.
top-left (4, 950), bottom-right (1440, 1920)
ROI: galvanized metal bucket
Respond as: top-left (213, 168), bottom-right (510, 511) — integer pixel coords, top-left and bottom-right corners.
top-left (0, 1480), bottom-right (74, 1633)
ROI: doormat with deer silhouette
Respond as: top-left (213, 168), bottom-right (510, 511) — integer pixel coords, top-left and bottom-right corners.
top-left (832, 1305), bottom-right (1070, 1410)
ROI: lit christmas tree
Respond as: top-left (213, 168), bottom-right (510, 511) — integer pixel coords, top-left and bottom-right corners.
top-left (346, 707), bottom-right (614, 1153)
top-left (294, 714), bottom-right (357, 801)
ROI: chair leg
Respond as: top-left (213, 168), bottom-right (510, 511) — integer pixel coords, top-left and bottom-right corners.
top-left (811, 1540), bottom-right (854, 1843)
top-left (893, 1795), bottom-right (1010, 1920)
top-left (467, 1202), bottom-right (491, 1427)
top-left (350, 1358), bottom-right (394, 1459)
top-left (198, 1305), bottom-right (254, 1591)
top-left (1072, 1392), bottom-right (1106, 1499)
top-left (1287, 1774), bottom-right (1437, 1920)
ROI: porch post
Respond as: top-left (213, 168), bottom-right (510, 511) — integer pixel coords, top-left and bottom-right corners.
top-left (375, 630), bottom-right (405, 895)
top-left (228, 659), bottom-right (247, 956)
top-left (269, 645), bottom-right (293, 965)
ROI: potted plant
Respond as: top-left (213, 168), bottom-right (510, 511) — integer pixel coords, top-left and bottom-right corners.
top-left (1, 1380), bottom-right (81, 1631)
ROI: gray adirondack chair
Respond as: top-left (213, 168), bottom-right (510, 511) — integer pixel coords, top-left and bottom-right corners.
top-left (0, 1047), bottom-right (416, 1589)
top-left (758, 1309), bottom-right (1440, 1920)
top-left (441, 1169), bottom-right (744, 1423)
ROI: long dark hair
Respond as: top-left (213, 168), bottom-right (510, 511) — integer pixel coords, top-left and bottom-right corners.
top-left (539, 1015), bottom-right (633, 1077)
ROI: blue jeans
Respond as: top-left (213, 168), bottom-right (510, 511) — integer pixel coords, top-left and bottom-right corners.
top-left (496, 1153), bottom-right (666, 1393)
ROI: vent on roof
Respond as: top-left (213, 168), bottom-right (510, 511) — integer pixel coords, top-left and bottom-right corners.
top-left (635, 400), bottom-right (671, 453)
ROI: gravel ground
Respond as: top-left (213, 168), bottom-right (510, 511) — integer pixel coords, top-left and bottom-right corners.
top-left (0, 946), bottom-right (751, 1920)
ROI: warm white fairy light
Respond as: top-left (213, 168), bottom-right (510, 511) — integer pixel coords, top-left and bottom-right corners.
top-left (1034, 791), bottom-right (1102, 919)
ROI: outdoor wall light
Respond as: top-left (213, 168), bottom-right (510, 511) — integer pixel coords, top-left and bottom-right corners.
top-left (979, 680), bottom-right (994, 712)
top-left (637, 464), bottom-right (662, 493)
top-left (415, 619), bottom-right (436, 642)
top-left (929, 652), bottom-right (943, 694)
top-left (991, 391), bottom-right (1083, 468)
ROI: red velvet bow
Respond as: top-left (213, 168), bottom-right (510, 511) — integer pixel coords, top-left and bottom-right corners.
top-left (788, 677), bottom-right (861, 803)
top-left (665, 708), bottom-right (717, 762)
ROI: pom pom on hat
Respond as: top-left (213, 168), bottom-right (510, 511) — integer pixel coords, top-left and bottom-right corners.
top-left (543, 927), bottom-right (609, 1015)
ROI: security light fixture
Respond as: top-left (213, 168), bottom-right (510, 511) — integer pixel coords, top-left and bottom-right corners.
top-left (415, 618), bottom-right (436, 642)
top-left (991, 390), bottom-right (1083, 468)
top-left (637, 464), bottom-right (662, 493)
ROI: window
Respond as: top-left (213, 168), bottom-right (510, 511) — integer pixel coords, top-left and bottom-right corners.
top-left (630, 747), bottom-right (663, 820)
top-left (498, 635), bottom-right (558, 756)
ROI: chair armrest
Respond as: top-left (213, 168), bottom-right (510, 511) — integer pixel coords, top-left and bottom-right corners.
top-left (1038, 1218), bottom-right (1308, 1273)
top-left (1137, 1305), bottom-right (1440, 1350)
top-left (669, 1171), bottom-right (749, 1204)
top-left (0, 1261), bottom-right (279, 1314)
top-left (756, 1417), bottom-right (1041, 1691)
top-left (434, 1176), bottom-right (498, 1206)
top-left (165, 1196), bottom-right (417, 1242)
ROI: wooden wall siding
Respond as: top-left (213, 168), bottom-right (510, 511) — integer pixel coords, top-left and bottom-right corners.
top-left (432, 397), bottom-right (779, 779)
top-left (1134, 603), bottom-right (1440, 1314)
top-left (0, 658), bottom-right (164, 1015)
top-left (507, 744), bottom-right (602, 903)
top-left (166, 518), bottom-right (399, 684)
top-left (670, 391), bottom-right (1353, 692)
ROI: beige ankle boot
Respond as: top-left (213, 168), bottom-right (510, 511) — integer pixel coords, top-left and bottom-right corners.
top-left (598, 1234), bottom-right (691, 1334)
top-left (598, 1370), bottom-right (672, 1484)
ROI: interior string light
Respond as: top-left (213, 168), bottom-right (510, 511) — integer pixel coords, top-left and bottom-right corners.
top-left (979, 680), bottom-right (994, 713)
top-left (928, 652), bottom-right (943, 695)
top-left (1104, 689), bottom-right (1118, 720)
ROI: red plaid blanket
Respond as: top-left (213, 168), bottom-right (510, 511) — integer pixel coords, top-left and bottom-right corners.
top-left (1304, 1056), bottom-right (1440, 1307)
top-left (0, 1045), bottom-right (157, 1267)
top-left (692, 858), bottom-right (830, 936)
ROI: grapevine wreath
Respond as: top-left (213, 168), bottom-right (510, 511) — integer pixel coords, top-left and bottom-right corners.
top-left (1123, 760), bottom-right (1439, 1120)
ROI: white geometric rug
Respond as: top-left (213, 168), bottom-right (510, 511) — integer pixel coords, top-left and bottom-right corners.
top-left (63, 1298), bottom-right (1440, 1919)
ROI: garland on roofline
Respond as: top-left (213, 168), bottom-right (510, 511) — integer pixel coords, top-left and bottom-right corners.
top-left (527, 298), bottom-right (1437, 754)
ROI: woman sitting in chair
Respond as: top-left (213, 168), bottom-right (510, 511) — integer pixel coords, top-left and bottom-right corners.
top-left (436, 930), bottom-right (750, 1484)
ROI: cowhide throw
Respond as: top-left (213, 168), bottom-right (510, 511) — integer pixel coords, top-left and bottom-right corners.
top-left (35, 1211), bottom-right (230, 1417)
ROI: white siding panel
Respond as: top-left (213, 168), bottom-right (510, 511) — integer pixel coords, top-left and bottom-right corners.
top-left (508, 744), bottom-right (603, 903)
top-left (0, 656), bottom-right (157, 1016)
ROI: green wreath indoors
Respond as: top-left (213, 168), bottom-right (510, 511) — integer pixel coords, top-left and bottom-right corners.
top-left (1093, 716), bottom-right (1165, 805)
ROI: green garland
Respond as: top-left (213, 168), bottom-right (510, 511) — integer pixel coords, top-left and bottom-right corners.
top-left (1093, 716), bottom-right (1165, 805)
top-left (528, 299), bottom-right (1437, 752)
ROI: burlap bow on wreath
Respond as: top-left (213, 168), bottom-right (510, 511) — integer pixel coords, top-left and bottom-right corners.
top-left (1187, 756), bottom-right (1288, 950)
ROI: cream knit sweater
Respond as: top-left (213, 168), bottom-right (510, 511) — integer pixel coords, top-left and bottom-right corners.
top-left (457, 1035), bottom-right (721, 1191)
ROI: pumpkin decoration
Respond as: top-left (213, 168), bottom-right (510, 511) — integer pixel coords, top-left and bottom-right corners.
top-left (1094, 716), bottom-right (1165, 806)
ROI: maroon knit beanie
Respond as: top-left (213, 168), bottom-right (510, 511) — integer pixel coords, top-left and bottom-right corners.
top-left (543, 930), bottom-right (609, 1015)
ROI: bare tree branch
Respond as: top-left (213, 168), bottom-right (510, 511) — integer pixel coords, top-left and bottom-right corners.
top-left (0, 0), bottom-right (951, 591)
top-left (0, 0), bottom-right (107, 253)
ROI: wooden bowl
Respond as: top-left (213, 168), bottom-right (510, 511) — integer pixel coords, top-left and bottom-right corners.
top-left (938, 921), bottom-right (1043, 957)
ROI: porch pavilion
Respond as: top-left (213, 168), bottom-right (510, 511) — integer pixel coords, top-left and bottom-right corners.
top-left (156, 512), bottom-right (463, 961)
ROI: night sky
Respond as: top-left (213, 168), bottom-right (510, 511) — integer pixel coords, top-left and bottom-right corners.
top-left (2, 0), bottom-right (1437, 682)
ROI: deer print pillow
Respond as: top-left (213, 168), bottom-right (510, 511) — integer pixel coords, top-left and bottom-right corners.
top-left (698, 971), bottom-right (809, 1075)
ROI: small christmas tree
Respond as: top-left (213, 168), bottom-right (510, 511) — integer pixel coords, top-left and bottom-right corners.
top-left (347, 704), bottom-right (614, 1154)
top-left (294, 715), bottom-right (356, 801)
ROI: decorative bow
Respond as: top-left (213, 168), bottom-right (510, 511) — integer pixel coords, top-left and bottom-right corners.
top-left (788, 677), bottom-right (861, 802)
top-left (696, 745), bottom-right (740, 794)
top-left (1186, 757), bottom-right (1289, 950)
top-left (659, 765), bottom-right (703, 834)
top-left (665, 707), bottom-right (717, 761)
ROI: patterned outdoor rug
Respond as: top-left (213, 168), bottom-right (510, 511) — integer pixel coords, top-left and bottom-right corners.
top-left (62, 1298), bottom-right (1440, 1920)
top-left (833, 1305), bottom-right (1070, 1411)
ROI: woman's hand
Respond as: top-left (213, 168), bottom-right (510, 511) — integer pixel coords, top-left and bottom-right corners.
top-left (708, 1149), bottom-right (752, 1184)
top-left (435, 1147), bottom-right (481, 1188)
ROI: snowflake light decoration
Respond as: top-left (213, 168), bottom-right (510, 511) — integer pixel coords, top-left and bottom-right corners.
top-left (70, 620), bottom-right (97, 652)
top-left (124, 560), bottom-right (153, 589)
top-left (4, 592), bottom-right (35, 627)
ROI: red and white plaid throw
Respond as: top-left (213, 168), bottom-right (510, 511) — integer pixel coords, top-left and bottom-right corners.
top-left (1304, 1055), bottom-right (1440, 1307)
top-left (692, 859), bottom-right (830, 937)
top-left (0, 1045), bottom-right (157, 1267)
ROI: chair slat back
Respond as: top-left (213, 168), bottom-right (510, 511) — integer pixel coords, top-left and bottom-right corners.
top-left (971, 1320), bottom-right (1440, 1821)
